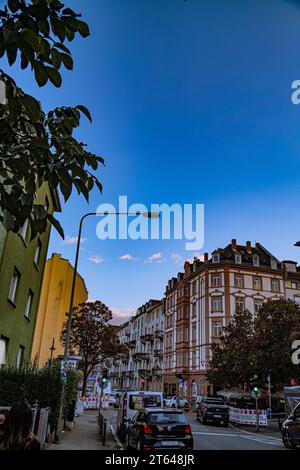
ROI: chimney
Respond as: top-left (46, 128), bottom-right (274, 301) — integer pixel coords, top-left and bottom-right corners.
top-left (255, 242), bottom-right (260, 249)
top-left (204, 252), bottom-right (208, 262)
top-left (246, 240), bottom-right (252, 253)
top-left (231, 239), bottom-right (237, 251)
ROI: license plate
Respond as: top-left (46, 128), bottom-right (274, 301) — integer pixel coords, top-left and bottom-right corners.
top-left (213, 414), bottom-right (222, 418)
top-left (161, 441), bottom-right (179, 446)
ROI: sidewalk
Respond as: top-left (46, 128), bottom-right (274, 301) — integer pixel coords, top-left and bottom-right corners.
top-left (49, 409), bottom-right (120, 450)
top-left (229, 422), bottom-right (282, 438)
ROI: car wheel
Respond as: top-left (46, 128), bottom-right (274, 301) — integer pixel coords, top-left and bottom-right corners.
top-left (223, 420), bottom-right (229, 427)
top-left (282, 430), bottom-right (296, 449)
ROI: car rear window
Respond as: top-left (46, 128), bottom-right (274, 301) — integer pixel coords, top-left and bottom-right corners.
top-left (205, 399), bottom-right (225, 405)
top-left (147, 413), bottom-right (187, 425)
top-left (129, 395), bottom-right (162, 410)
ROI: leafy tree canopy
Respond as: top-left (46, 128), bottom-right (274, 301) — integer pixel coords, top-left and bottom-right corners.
top-left (0, 0), bottom-right (103, 238)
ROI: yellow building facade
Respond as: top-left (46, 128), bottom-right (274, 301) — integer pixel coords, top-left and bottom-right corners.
top-left (31, 253), bottom-right (88, 366)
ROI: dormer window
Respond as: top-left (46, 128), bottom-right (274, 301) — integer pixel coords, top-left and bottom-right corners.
top-left (235, 253), bottom-right (242, 264)
top-left (212, 253), bottom-right (220, 263)
top-left (270, 259), bottom-right (277, 270)
top-left (253, 255), bottom-right (260, 267)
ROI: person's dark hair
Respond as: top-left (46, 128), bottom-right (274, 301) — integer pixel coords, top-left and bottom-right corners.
top-left (0, 401), bottom-right (35, 450)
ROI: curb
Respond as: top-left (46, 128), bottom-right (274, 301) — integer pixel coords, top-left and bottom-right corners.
top-left (110, 423), bottom-right (124, 450)
top-left (229, 422), bottom-right (281, 439)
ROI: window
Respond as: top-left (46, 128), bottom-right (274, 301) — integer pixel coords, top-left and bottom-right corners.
top-left (271, 279), bottom-right (280, 292)
top-left (192, 323), bottom-right (196, 340)
top-left (213, 273), bottom-right (221, 287)
top-left (185, 327), bottom-right (189, 341)
top-left (213, 321), bottom-right (223, 337)
top-left (184, 352), bottom-right (188, 367)
top-left (235, 297), bottom-right (245, 310)
top-left (235, 253), bottom-right (242, 264)
top-left (200, 279), bottom-right (205, 295)
top-left (212, 296), bottom-right (222, 312)
top-left (25, 290), bottom-right (33, 318)
top-left (212, 253), bottom-right (220, 263)
top-left (234, 274), bottom-right (243, 288)
top-left (20, 219), bottom-right (29, 242)
top-left (34, 239), bottom-right (42, 266)
top-left (8, 268), bottom-right (20, 303)
top-left (253, 276), bottom-right (262, 290)
top-left (192, 281), bottom-right (197, 295)
top-left (253, 255), bottom-right (260, 267)
top-left (254, 300), bottom-right (263, 313)
top-left (0, 337), bottom-right (8, 366)
top-left (192, 302), bottom-right (197, 318)
top-left (16, 346), bottom-right (25, 369)
top-left (270, 259), bottom-right (277, 270)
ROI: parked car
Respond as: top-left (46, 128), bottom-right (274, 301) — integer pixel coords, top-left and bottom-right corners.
top-left (126, 408), bottom-right (193, 451)
top-left (108, 393), bottom-right (117, 407)
top-left (281, 403), bottom-right (300, 449)
top-left (197, 397), bottom-right (229, 426)
top-left (164, 396), bottom-right (188, 409)
top-left (117, 391), bottom-right (163, 439)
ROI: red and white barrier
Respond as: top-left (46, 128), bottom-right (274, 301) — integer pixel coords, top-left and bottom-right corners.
top-left (229, 407), bottom-right (268, 426)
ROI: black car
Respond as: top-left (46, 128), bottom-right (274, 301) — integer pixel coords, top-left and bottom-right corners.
top-left (281, 403), bottom-right (300, 449)
top-left (126, 408), bottom-right (194, 451)
top-left (197, 397), bottom-right (229, 426)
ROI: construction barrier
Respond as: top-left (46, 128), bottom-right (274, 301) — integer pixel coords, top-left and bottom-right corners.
top-left (83, 397), bottom-right (100, 409)
top-left (229, 407), bottom-right (268, 426)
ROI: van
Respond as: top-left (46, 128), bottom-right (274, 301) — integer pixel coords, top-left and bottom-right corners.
top-left (116, 390), bottom-right (163, 439)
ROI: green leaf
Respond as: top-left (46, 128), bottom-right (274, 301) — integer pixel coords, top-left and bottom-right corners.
top-left (77, 20), bottom-right (90, 38)
top-left (34, 61), bottom-right (48, 86)
top-left (50, 48), bottom-right (61, 68)
top-left (45, 66), bottom-right (62, 87)
top-left (6, 44), bottom-right (18, 65)
top-left (31, 137), bottom-right (49, 149)
top-left (60, 52), bottom-right (73, 70)
top-left (8, 0), bottom-right (20, 14)
top-left (28, 4), bottom-right (49, 20)
top-left (50, 17), bottom-right (65, 42)
top-left (47, 213), bottom-right (64, 238)
top-left (22, 30), bottom-right (40, 52)
top-left (20, 52), bottom-right (29, 70)
top-left (19, 13), bottom-right (39, 34)
top-left (37, 19), bottom-right (50, 36)
top-left (53, 42), bottom-right (70, 54)
top-left (75, 105), bottom-right (92, 123)
top-left (22, 94), bottom-right (42, 122)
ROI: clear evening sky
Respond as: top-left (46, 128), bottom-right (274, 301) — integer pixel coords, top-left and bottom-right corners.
top-left (4, 0), bottom-right (300, 323)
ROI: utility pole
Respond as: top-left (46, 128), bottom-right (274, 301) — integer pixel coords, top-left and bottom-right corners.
top-left (267, 372), bottom-right (272, 418)
top-left (49, 338), bottom-right (55, 366)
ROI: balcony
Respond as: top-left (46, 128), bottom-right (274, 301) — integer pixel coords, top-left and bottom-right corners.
top-left (154, 330), bottom-right (164, 339)
top-left (140, 333), bottom-right (154, 343)
top-left (121, 355), bottom-right (129, 363)
top-left (110, 371), bottom-right (120, 378)
top-left (152, 367), bottom-right (163, 377)
top-left (128, 339), bottom-right (136, 348)
top-left (138, 368), bottom-right (151, 377)
top-left (132, 352), bottom-right (150, 361)
top-left (153, 348), bottom-right (163, 357)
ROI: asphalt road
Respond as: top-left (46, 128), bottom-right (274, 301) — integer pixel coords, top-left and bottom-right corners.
top-left (190, 417), bottom-right (284, 450)
top-left (108, 409), bottom-right (285, 450)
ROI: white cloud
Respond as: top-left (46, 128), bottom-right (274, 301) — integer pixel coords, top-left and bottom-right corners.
top-left (110, 306), bottom-right (136, 325)
top-left (88, 254), bottom-right (104, 264)
top-left (171, 253), bottom-right (184, 264)
top-left (118, 254), bottom-right (134, 261)
top-left (63, 235), bottom-right (88, 245)
top-left (144, 252), bottom-right (163, 264)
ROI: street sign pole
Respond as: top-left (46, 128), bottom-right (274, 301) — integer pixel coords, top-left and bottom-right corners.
top-left (255, 395), bottom-right (260, 433)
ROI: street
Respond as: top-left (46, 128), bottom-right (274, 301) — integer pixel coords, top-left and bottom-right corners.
top-left (108, 409), bottom-right (285, 451)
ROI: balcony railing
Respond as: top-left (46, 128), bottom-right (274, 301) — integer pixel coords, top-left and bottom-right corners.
top-left (140, 333), bottom-right (154, 343)
top-left (154, 330), bottom-right (164, 339)
top-left (128, 339), bottom-right (136, 348)
top-left (132, 352), bottom-right (150, 361)
top-left (153, 349), bottom-right (163, 357)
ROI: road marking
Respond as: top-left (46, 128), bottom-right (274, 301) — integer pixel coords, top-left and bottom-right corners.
top-left (192, 430), bottom-right (282, 447)
top-left (229, 423), bottom-right (282, 441)
top-left (192, 431), bottom-right (240, 437)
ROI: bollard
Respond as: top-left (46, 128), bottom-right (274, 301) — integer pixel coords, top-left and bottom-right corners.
top-left (102, 418), bottom-right (107, 446)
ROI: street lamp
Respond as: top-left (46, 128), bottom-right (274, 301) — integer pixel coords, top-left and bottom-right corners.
top-left (63, 211), bottom-right (160, 360)
top-left (57, 210), bottom-right (159, 434)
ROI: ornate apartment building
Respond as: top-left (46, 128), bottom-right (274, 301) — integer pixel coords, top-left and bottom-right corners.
top-left (163, 239), bottom-right (300, 402)
top-left (110, 299), bottom-right (164, 391)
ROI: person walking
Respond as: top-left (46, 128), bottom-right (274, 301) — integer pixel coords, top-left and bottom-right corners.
top-left (0, 401), bottom-right (40, 450)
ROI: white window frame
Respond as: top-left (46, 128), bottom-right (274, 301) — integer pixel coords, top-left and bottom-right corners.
top-left (253, 276), bottom-right (262, 290)
top-left (8, 268), bottom-right (20, 303)
top-left (212, 253), bottom-right (220, 263)
top-left (20, 219), bottom-right (29, 241)
top-left (254, 300), bottom-right (263, 313)
top-left (270, 259), bottom-right (277, 269)
top-left (234, 274), bottom-right (243, 288)
top-left (16, 346), bottom-right (25, 369)
top-left (213, 273), bottom-right (221, 287)
top-left (271, 278), bottom-right (280, 292)
top-left (25, 291), bottom-right (34, 319)
top-left (212, 296), bottom-right (223, 312)
top-left (235, 297), bottom-right (245, 310)
top-left (253, 255), bottom-right (260, 267)
top-left (34, 240), bottom-right (42, 265)
top-left (213, 321), bottom-right (223, 337)
top-left (0, 338), bottom-right (8, 366)
top-left (235, 253), bottom-right (242, 264)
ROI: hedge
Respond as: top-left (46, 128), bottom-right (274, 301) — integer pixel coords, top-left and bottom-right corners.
top-left (0, 360), bottom-right (78, 430)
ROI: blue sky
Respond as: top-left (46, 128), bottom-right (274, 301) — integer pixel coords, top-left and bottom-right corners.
top-left (4, 0), bottom-right (300, 323)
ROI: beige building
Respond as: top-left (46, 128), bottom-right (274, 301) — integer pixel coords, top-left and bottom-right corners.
top-left (31, 253), bottom-right (88, 366)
